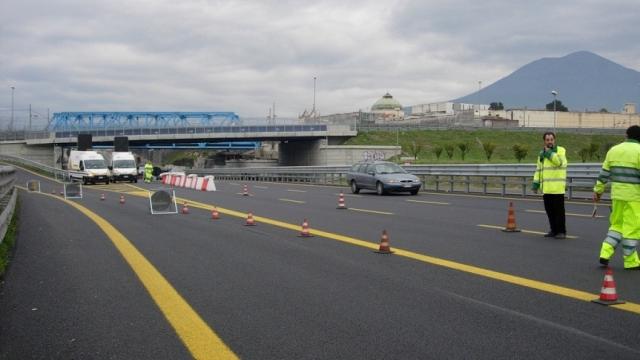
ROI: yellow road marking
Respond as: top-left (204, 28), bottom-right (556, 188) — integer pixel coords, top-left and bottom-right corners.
top-left (279, 198), bottom-right (306, 204)
top-left (18, 187), bottom-right (238, 359)
top-left (286, 189), bottom-right (307, 193)
top-left (406, 199), bottom-right (450, 205)
top-left (347, 208), bottom-right (394, 215)
top-left (15, 171), bottom-right (639, 315)
top-left (172, 197), bottom-right (639, 315)
top-left (477, 224), bottom-right (579, 239)
top-left (525, 209), bottom-right (604, 218)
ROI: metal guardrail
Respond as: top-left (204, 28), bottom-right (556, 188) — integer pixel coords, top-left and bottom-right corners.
top-left (190, 163), bottom-right (604, 199)
top-left (0, 166), bottom-right (16, 245)
top-left (0, 154), bottom-right (604, 200)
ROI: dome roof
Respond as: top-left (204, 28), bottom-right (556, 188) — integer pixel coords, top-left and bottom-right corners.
top-left (371, 93), bottom-right (402, 111)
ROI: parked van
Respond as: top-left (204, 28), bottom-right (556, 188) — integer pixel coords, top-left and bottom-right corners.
top-left (110, 152), bottom-right (138, 183)
top-left (68, 150), bottom-right (110, 184)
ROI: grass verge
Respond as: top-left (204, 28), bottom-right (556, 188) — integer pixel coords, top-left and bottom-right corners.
top-left (0, 197), bottom-right (20, 278)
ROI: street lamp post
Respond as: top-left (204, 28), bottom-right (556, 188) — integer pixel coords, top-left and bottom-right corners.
top-left (551, 90), bottom-right (558, 130)
top-left (313, 76), bottom-right (317, 121)
top-left (10, 86), bottom-right (15, 132)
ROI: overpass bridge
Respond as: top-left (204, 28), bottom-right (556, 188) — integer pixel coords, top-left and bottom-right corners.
top-left (1, 111), bottom-right (360, 166)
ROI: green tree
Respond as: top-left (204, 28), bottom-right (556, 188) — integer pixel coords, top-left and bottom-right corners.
top-left (444, 144), bottom-right (455, 159)
top-left (577, 148), bottom-right (590, 163)
top-left (512, 144), bottom-right (528, 162)
top-left (588, 143), bottom-right (600, 160)
top-left (407, 141), bottom-right (423, 160)
top-left (599, 108), bottom-right (609, 113)
top-left (482, 142), bottom-right (497, 161)
top-left (545, 100), bottom-right (568, 112)
top-left (489, 102), bottom-right (504, 110)
top-left (457, 142), bottom-right (470, 160)
top-left (433, 146), bottom-right (444, 160)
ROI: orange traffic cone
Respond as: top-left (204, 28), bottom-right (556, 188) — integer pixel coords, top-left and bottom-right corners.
top-left (501, 202), bottom-right (521, 232)
top-left (242, 184), bottom-right (249, 196)
top-left (337, 192), bottom-right (347, 209)
top-left (119, 195), bottom-right (125, 204)
top-left (100, 193), bottom-right (105, 201)
top-left (298, 219), bottom-right (313, 237)
top-left (374, 230), bottom-right (394, 254)
top-left (245, 212), bottom-right (256, 226)
top-left (592, 267), bottom-right (625, 305)
top-left (211, 207), bottom-right (220, 220)
top-left (181, 202), bottom-right (189, 214)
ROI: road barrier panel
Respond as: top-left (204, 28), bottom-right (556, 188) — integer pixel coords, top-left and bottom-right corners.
top-left (26, 180), bottom-right (41, 192)
top-left (64, 183), bottom-right (82, 199)
top-left (149, 189), bottom-right (178, 215)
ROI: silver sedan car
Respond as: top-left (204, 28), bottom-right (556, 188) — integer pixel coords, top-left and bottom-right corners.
top-left (346, 161), bottom-right (422, 195)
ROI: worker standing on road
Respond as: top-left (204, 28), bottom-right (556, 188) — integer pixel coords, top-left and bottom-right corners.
top-left (593, 125), bottom-right (640, 270)
top-left (531, 131), bottom-right (568, 239)
top-left (144, 160), bottom-right (154, 183)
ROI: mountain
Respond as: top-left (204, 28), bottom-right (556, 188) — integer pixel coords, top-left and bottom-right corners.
top-left (453, 51), bottom-right (640, 112)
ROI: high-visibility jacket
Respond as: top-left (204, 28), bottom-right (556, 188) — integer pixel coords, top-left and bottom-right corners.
top-left (594, 139), bottom-right (640, 201)
top-left (532, 145), bottom-right (567, 194)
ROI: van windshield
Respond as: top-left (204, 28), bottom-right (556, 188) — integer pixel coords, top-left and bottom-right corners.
top-left (84, 160), bottom-right (106, 169)
top-left (374, 163), bottom-right (406, 174)
top-left (114, 160), bottom-right (136, 168)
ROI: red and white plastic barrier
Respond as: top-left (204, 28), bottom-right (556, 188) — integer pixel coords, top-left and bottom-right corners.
top-left (160, 172), bottom-right (215, 191)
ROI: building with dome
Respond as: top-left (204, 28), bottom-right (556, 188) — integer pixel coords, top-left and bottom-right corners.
top-left (370, 92), bottom-right (404, 120)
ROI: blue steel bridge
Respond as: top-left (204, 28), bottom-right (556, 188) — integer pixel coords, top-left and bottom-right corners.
top-left (49, 111), bottom-right (257, 150)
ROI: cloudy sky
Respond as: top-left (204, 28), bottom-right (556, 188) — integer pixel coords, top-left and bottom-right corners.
top-left (1, 0), bottom-right (639, 126)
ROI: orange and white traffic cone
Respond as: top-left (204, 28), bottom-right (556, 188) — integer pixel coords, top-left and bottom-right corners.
top-left (100, 193), bottom-right (105, 201)
top-left (592, 267), bottom-right (625, 305)
top-left (211, 207), bottom-right (220, 220)
top-left (242, 184), bottom-right (249, 196)
top-left (119, 195), bottom-right (125, 204)
top-left (374, 230), bottom-right (394, 254)
top-left (245, 212), bottom-right (256, 226)
top-left (501, 202), bottom-right (521, 232)
top-left (298, 218), bottom-right (313, 237)
top-left (337, 192), bottom-right (347, 209)
top-left (181, 202), bottom-right (189, 214)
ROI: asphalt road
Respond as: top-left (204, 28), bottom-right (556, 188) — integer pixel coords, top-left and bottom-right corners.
top-left (2, 169), bottom-right (640, 359)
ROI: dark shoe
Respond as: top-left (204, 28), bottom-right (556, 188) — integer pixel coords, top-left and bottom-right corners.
top-left (554, 233), bottom-right (566, 239)
top-left (544, 232), bottom-right (556, 238)
top-left (599, 258), bottom-right (609, 266)
top-left (625, 266), bottom-right (640, 271)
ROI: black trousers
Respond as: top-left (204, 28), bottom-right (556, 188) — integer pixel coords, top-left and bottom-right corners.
top-left (543, 194), bottom-right (566, 234)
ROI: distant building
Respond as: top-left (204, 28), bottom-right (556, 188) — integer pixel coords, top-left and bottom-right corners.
top-left (370, 93), bottom-right (404, 120)
top-left (623, 103), bottom-right (637, 114)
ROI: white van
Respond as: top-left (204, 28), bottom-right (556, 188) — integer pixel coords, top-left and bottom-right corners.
top-left (68, 150), bottom-right (110, 185)
top-left (110, 152), bottom-right (138, 183)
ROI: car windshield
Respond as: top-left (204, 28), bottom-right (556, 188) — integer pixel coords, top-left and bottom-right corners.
top-left (374, 163), bottom-right (406, 174)
top-left (84, 159), bottom-right (106, 169)
top-left (114, 160), bottom-right (136, 168)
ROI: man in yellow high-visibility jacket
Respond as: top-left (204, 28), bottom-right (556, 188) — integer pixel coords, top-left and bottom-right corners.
top-left (532, 132), bottom-right (568, 239)
top-left (593, 125), bottom-right (640, 270)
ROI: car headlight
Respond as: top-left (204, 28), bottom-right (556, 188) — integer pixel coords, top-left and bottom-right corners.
top-left (386, 179), bottom-right (399, 184)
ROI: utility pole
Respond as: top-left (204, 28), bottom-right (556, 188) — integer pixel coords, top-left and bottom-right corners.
top-left (29, 104), bottom-right (32, 131)
top-left (10, 86), bottom-right (15, 131)
top-left (313, 76), bottom-right (317, 121)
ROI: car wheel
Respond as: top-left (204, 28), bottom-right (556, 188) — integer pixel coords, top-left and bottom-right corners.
top-left (410, 189), bottom-right (419, 195)
top-left (350, 181), bottom-right (360, 194)
top-left (376, 182), bottom-right (385, 195)
top-left (82, 177), bottom-right (88, 185)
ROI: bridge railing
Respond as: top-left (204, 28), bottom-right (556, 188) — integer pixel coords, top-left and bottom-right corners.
top-left (191, 163), bottom-right (604, 200)
top-left (0, 166), bottom-right (16, 245)
top-left (0, 155), bottom-right (71, 182)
